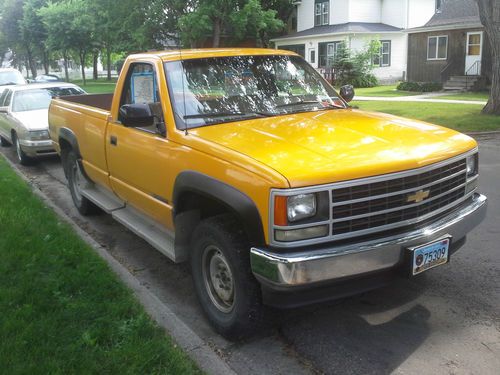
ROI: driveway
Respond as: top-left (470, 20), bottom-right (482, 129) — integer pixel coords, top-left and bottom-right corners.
top-left (1, 134), bottom-right (499, 374)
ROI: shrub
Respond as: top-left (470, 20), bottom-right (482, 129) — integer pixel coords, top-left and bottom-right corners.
top-left (332, 41), bottom-right (379, 88)
top-left (397, 81), bottom-right (442, 92)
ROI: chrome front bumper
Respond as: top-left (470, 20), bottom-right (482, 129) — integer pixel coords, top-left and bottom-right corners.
top-left (19, 139), bottom-right (56, 157)
top-left (251, 193), bottom-right (487, 289)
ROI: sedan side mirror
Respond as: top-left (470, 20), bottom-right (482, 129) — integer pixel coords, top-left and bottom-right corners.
top-left (339, 85), bottom-right (355, 103)
top-left (119, 103), bottom-right (154, 127)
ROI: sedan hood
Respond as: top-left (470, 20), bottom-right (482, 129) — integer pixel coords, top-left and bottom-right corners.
top-left (191, 109), bottom-right (477, 187)
top-left (12, 109), bottom-right (49, 131)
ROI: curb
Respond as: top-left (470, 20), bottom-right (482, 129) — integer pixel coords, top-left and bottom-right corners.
top-left (466, 131), bottom-right (500, 136)
top-left (1, 154), bottom-right (236, 375)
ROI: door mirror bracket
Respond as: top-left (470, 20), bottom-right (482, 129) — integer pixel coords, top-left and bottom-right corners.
top-left (339, 85), bottom-right (355, 103)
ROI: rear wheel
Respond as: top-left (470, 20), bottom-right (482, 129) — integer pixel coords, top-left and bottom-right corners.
top-left (66, 150), bottom-right (100, 215)
top-left (13, 133), bottom-right (33, 166)
top-left (190, 214), bottom-right (266, 339)
top-left (0, 135), bottom-right (11, 147)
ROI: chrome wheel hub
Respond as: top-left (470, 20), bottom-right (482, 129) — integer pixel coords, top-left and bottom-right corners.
top-left (71, 161), bottom-right (84, 204)
top-left (202, 245), bottom-right (234, 313)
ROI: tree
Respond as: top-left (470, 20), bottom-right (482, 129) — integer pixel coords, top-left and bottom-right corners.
top-left (20, 0), bottom-right (49, 75)
top-left (232, 0), bottom-right (284, 47)
top-left (39, 0), bottom-right (93, 83)
top-left (476, 0), bottom-right (500, 115)
top-left (179, 0), bottom-right (285, 48)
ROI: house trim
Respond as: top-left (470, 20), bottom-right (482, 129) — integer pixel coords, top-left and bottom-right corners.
top-left (271, 30), bottom-right (402, 43)
top-left (406, 23), bottom-right (483, 34)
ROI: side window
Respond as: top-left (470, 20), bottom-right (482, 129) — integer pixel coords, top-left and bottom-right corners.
top-left (119, 63), bottom-right (163, 134)
top-left (0, 90), bottom-right (8, 107)
top-left (3, 90), bottom-right (13, 107)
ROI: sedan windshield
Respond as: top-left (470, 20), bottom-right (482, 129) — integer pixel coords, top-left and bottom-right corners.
top-left (0, 70), bottom-right (25, 86)
top-left (12, 86), bottom-right (85, 112)
top-left (164, 55), bottom-right (346, 129)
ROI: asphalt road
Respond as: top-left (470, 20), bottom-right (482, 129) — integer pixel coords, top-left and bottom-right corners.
top-left (1, 134), bottom-right (499, 374)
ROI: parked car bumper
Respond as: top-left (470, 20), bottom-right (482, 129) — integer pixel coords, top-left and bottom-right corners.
top-left (19, 139), bottom-right (56, 157)
top-left (251, 193), bottom-right (487, 291)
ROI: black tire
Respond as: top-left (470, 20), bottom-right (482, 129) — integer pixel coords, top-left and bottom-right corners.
top-left (13, 133), bottom-right (33, 166)
top-left (66, 150), bottom-right (100, 215)
top-left (190, 214), bottom-right (267, 340)
top-left (0, 135), bottom-right (11, 147)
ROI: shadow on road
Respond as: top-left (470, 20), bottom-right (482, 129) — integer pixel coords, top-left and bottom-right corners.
top-left (279, 279), bottom-right (430, 374)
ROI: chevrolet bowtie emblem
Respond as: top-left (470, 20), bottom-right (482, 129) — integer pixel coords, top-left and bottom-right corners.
top-left (407, 189), bottom-right (430, 203)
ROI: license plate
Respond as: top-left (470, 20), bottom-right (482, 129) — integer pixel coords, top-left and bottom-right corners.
top-left (409, 237), bottom-right (450, 276)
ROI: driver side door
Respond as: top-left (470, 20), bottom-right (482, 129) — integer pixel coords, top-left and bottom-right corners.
top-left (106, 61), bottom-right (175, 230)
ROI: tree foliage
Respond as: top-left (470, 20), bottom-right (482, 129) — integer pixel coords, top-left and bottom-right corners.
top-left (0, 0), bottom-right (293, 81)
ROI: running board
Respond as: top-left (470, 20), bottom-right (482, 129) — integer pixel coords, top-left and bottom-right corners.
top-left (112, 206), bottom-right (181, 262)
top-left (79, 185), bottom-right (183, 262)
top-left (80, 184), bottom-right (125, 213)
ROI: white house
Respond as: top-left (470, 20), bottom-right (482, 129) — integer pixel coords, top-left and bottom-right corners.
top-left (272, 0), bottom-right (438, 82)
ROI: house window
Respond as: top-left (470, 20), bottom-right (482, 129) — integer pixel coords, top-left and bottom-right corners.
top-left (427, 36), bottom-right (448, 60)
top-left (318, 41), bottom-right (343, 67)
top-left (435, 0), bottom-right (442, 13)
top-left (310, 50), bottom-right (316, 64)
top-left (278, 44), bottom-right (306, 58)
top-left (315, 0), bottom-right (329, 26)
top-left (373, 40), bottom-right (391, 67)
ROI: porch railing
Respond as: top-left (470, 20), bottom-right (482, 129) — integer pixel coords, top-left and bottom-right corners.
top-left (465, 60), bottom-right (481, 90)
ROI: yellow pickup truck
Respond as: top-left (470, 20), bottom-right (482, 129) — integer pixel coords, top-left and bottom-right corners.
top-left (49, 48), bottom-right (487, 338)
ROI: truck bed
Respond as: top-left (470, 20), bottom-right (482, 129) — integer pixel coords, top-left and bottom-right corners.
top-left (59, 93), bottom-right (113, 111)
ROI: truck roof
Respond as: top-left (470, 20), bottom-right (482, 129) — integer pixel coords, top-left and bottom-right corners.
top-left (128, 48), bottom-right (299, 62)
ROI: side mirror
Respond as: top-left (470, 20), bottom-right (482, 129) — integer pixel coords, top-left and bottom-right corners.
top-left (119, 103), bottom-right (154, 127)
top-left (339, 85), bottom-right (355, 103)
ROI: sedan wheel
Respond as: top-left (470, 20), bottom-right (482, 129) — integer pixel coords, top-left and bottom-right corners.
top-left (13, 133), bottom-right (32, 165)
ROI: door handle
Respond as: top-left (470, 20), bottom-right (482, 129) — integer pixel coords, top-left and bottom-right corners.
top-left (110, 135), bottom-right (117, 146)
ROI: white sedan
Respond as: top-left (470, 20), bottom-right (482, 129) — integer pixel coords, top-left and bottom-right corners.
top-left (0, 82), bottom-right (85, 165)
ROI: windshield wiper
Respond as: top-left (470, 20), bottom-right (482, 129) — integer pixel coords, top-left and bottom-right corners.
top-left (183, 111), bottom-right (270, 119)
top-left (0, 82), bottom-right (18, 86)
top-left (275, 99), bottom-right (344, 109)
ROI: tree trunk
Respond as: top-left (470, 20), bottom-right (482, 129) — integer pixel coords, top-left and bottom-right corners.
top-left (106, 46), bottom-right (112, 81)
top-left (212, 18), bottom-right (221, 47)
top-left (476, 0), bottom-right (500, 115)
top-left (63, 53), bottom-right (69, 82)
top-left (93, 52), bottom-right (98, 80)
top-left (43, 51), bottom-right (49, 75)
top-left (26, 47), bottom-right (37, 79)
top-left (80, 50), bottom-right (86, 85)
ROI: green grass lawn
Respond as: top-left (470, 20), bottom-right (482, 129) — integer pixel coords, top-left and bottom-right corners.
top-left (433, 91), bottom-right (490, 102)
top-left (0, 157), bottom-right (201, 374)
top-left (352, 101), bottom-right (500, 132)
top-left (71, 79), bottom-right (117, 94)
top-left (353, 84), bottom-right (421, 97)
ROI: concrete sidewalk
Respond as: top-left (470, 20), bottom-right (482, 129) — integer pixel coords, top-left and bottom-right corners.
top-left (354, 93), bottom-right (487, 105)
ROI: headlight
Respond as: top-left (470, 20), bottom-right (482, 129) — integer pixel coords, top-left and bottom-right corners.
top-left (28, 130), bottom-right (50, 141)
top-left (287, 193), bottom-right (316, 222)
top-left (466, 153), bottom-right (478, 177)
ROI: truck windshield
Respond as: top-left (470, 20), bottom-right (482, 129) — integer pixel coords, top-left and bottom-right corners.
top-left (164, 55), bottom-right (346, 129)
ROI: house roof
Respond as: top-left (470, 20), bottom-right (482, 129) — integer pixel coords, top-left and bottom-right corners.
top-left (271, 22), bottom-right (402, 41)
top-left (407, 0), bottom-right (482, 33)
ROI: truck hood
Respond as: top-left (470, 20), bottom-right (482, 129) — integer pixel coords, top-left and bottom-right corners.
top-left (191, 109), bottom-right (477, 187)
top-left (12, 109), bottom-right (49, 131)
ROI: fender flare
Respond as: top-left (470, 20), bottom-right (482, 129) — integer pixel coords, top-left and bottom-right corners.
top-left (173, 171), bottom-right (265, 246)
top-left (59, 127), bottom-right (81, 158)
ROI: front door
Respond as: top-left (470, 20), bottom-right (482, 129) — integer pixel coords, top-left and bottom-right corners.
top-left (465, 31), bottom-right (482, 75)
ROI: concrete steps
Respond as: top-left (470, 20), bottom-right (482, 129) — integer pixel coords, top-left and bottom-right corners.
top-left (443, 75), bottom-right (480, 91)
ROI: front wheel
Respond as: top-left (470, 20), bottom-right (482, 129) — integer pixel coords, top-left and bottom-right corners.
top-left (13, 133), bottom-right (33, 165)
top-left (190, 214), bottom-right (267, 339)
top-left (66, 150), bottom-right (100, 215)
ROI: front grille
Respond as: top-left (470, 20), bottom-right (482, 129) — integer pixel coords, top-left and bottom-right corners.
top-left (330, 159), bottom-right (468, 239)
top-left (270, 151), bottom-right (478, 247)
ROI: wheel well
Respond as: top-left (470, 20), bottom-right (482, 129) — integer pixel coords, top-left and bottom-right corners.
top-left (174, 191), bottom-right (244, 253)
top-left (59, 137), bottom-right (73, 178)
